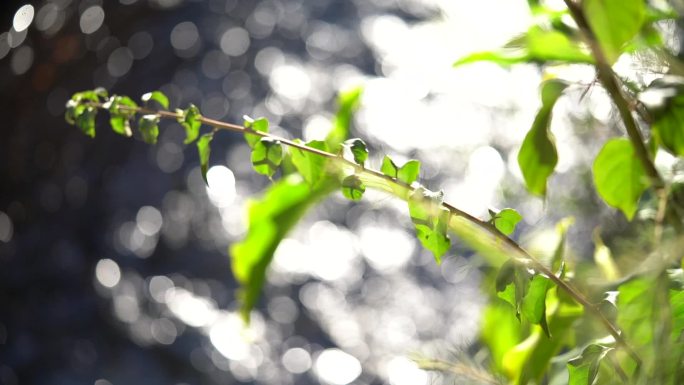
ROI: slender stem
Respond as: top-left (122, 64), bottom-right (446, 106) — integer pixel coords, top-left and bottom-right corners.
top-left (562, 0), bottom-right (664, 190)
top-left (89, 100), bottom-right (642, 365)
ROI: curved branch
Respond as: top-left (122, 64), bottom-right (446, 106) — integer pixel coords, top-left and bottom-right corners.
top-left (87, 100), bottom-right (642, 365)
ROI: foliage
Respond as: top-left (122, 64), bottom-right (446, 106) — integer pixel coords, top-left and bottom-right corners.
top-left (64, 0), bottom-right (684, 383)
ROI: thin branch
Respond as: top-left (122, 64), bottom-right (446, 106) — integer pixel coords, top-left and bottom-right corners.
top-left (562, 0), bottom-right (665, 191)
top-left (88, 100), bottom-right (642, 365)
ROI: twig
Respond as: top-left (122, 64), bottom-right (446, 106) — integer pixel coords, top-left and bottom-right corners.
top-left (87, 100), bottom-right (642, 366)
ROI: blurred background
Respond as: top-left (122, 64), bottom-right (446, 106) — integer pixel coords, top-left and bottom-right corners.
top-left (0, 0), bottom-right (663, 384)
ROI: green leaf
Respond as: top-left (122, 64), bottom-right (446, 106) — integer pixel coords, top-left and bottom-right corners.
top-left (567, 344), bottom-right (612, 385)
top-left (397, 160), bottom-right (421, 185)
top-left (454, 26), bottom-right (593, 67)
top-left (141, 90), bottom-right (170, 110)
top-left (344, 138), bottom-right (368, 166)
top-left (518, 79), bottom-right (568, 196)
top-left (139, 114), bottom-right (160, 144)
top-left (177, 104), bottom-right (201, 144)
top-left (76, 105), bottom-right (97, 138)
top-left (381, 155), bottom-right (399, 178)
top-left (592, 231), bottom-right (620, 281)
top-left (592, 138), bottom-right (649, 220)
top-left (290, 140), bottom-right (329, 187)
top-left (197, 133), bottom-right (213, 185)
top-left (492, 208), bottom-right (523, 236)
top-left (583, 0), bottom-right (645, 64)
top-left (408, 187), bottom-right (451, 263)
top-left (251, 138), bottom-right (283, 177)
top-left (341, 175), bottom-right (365, 201)
top-left (326, 86), bottom-right (363, 150)
top-left (243, 115), bottom-right (269, 149)
top-left (522, 274), bottom-right (552, 338)
top-left (107, 95), bottom-right (138, 137)
top-left (230, 175), bottom-right (336, 321)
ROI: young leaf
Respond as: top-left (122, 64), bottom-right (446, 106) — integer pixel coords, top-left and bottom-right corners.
top-left (139, 114), bottom-right (160, 144)
top-left (107, 95), bottom-right (138, 137)
top-left (593, 138), bottom-right (649, 220)
top-left (492, 208), bottom-right (523, 236)
top-left (290, 140), bottom-right (329, 187)
top-left (567, 344), bottom-right (612, 385)
top-left (583, 0), bottom-right (645, 64)
top-left (397, 160), bottom-right (420, 185)
top-left (197, 133), bottom-right (213, 185)
top-left (141, 90), bottom-right (170, 110)
top-left (344, 138), bottom-right (368, 166)
top-left (381, 155), bottom-right (399, 178)
top-left (454, 26), bottom-right (593, 68)
top-left (408, 187), bottom-right (450, 263)
top-left (177, 104), bottom-right (201, 144)
top-left (518, 79), bottom-right (568, 196)
top-left (251, 138), bottom-right (283, 177)
top-left (522, 274), bottom-right (552, 337)
top-left (243, 115), bottom-right (269, 149)
top-left (341, 175), bottom-right (365, 201)
top-left (326, 86), bottom-right (363, 150)
top-left (76, 105), bottom-right (97, 138)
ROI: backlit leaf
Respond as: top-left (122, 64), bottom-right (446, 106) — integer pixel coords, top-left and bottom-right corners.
top-left (522, 274), bottom-right (552, 338)
top-left (230, 175), bottom-right (336, 321)
top-left (397, 160), bottom-right (421, 185)
top-left (141, 90), bottom-right (170, 110)
top-left (326, 86), bottom-right (363, 150)
top-left (344, 138), bottom-right (368, 166)
top-left (243, 115), bottom-right (269, 149)
top-left (290, 140), bottom-right (329, 187)
top-left (342, 175), bottom-right (365, 201)
top-left (139, 114), bottom-right (160, 144)
top-left (177, 104), bottom-right (202, 144)
top-left (197, 133), bottom-right (213, 185)
top-left (107, 95), bottom-right (138, 137)
top-left (408, 187), bottom-right (450, 263)
top-left (251, 138), bottom-right (283, 177)
top-left (593, 138), bottom-right (649, 220)
top-left (567, 344), bottom-right (612, 385)
top-left (583, 0), bottom-right (645, 63)
top-left (493, 208), bottom-right (523, 236)
top-left (381, 155), bottom-right (399, 178)
top-left (518, 79), bottom-right (568, 196)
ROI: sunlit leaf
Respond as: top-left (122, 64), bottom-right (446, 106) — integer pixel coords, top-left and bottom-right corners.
top-left (243, 115), bottom-right (269, 149)
top-left (408, 187), bottom-right (450, 263)
top-left (593, 138), bottom-right (649, 220)
top-left (177, 104), bottom-right (202, 144)
top-left (107, 95), bottom-right (138, 137)
top-left (326, 86), bottom-right (363, 150)
top-left (197, 133), bottom-right (213, 185)
top-left (397, 160), bottom-right (420, 185)
top-left (139, 114), bottom-right (160, 144)
top-left (251, 138), bottom-right (283, 177)
top-left (567, 344), bottom-right (612, 385)
top-left (344, 138), bottom-right (368, 166)
top-left (141, 90), bottom-right (170, 110)
top-left (454, 26), bottom-right (593, 67)
top-left (290, 140), bottom-right (329, 187)
top-left (518, 79), bottom-right (568, 196)
top-left (76, 105), bottom-right (97, 138)
top-left (381, 155), bottom-right (399, 178)
top-left (592, 231), bottom-right (620, 281)
top-left (583, 0), bottom-right (645, 64)
top-left (492, 208), bottom-right (523, 236)
top-left (342, 175), bottom-right (365, 201)
top-left (230, 175), bottom-right (336, 321)
top-left (522, 274), bottom-right (552, 338)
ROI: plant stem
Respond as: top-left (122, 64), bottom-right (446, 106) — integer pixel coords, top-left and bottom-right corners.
top-left (89, 100), bottom-right (642, 366)
top-left (562, 0), bottom-right (664, 191)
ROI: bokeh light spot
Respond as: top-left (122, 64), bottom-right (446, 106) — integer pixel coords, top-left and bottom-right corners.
top-left (79, 6), bottom-right (105, 35)
top-left (13, 4), bottom-right (34, 32)
top-left (95, 258), bottom-right (121, 288)
top-left (314, 349), bottom-right (362, 385)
